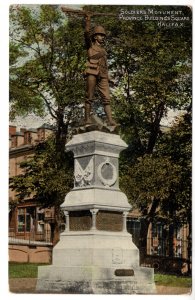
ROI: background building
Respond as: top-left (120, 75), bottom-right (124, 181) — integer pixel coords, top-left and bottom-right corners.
top-left (9, 124), bottom-right (59, 263)
top-left (127, 211), bottom-right (191, 275)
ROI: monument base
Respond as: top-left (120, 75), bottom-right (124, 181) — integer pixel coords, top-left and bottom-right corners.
top-left (36, 231), bottom-right (156, 294)
top-left (36, 278), bottom-right (155, 294)
top-left (36, 130), bottom-right (156, 294)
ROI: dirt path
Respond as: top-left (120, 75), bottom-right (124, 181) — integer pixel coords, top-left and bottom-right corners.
top-left (9, 278), bottom-right (191, 295)
top-left (155, 285), bottom-right (191, 295)
top-left (9, 278), bottom-right (38, 293)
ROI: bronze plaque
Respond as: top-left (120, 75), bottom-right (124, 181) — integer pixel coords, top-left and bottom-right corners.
top-left (69, 210), bottom-right (92, 231)
top-left (96, 210), bottom-right (123, 231)
top-left (115, 269), bottom-right (135, 276)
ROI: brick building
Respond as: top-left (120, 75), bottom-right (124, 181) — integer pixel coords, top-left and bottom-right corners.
top-left (9, 124), bottom-right (59, 263)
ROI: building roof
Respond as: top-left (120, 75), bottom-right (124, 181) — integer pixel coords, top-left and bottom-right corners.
top-left (38, 123), bottom-right (54, 130)
top-left (128, 208), bottom-right (141, 218)
top-left (27, 128), bottom-right (37, 133)
top-left (13, 131), bottom-right (24, 136)
top-left (9, 144), bottom-right (34, 156)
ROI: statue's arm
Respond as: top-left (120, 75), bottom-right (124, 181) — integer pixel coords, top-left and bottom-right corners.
top-left (84, 15), bottom-right (91, 50)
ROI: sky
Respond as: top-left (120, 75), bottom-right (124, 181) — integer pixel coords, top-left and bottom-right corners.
top-left (0, 1), bottom-right (194, 300)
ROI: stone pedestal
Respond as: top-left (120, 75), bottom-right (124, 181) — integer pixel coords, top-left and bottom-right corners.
top-left (36, 131), bottom-right (156, 294)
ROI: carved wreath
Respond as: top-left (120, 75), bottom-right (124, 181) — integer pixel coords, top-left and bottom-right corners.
top-left (97, 157), bottom-right (117, 187)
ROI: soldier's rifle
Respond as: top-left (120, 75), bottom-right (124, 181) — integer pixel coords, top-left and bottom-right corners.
top-left (61, 6), bottom-right (116, 19)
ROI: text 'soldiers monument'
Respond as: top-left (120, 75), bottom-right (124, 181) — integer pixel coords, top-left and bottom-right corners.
top-left (36, 7), bottom-right (156, 294)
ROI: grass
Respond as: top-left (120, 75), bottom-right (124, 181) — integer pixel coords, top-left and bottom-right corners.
top-left (9, 263), bottom-right (192, 288)
top-left (154, 273), bottom-right (192, 288)
top-left (9, 262), bottom-right (49, 278)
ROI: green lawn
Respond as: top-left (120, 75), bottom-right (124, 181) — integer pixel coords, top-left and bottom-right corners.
top-left (9, 262), bottom-right (49, 278)
top-left (9, 262), bottom-right (192, 288)
top-left (154, 273), bottom-right (192, 288)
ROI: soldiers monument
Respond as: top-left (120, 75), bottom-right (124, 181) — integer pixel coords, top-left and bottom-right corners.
top-left (36, 7), bottom-right (156, 294)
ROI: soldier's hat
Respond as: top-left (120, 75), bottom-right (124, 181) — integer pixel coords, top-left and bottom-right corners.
top-left (92, 25), bottom-right (106, 36)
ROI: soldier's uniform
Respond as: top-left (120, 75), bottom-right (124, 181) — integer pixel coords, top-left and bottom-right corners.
top-left (85, 43), bottom-right (110, 105)
top-left (84, 25), bottom-right (116, 125)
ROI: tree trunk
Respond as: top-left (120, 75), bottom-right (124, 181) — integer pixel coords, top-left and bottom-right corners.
top-left (55, 110), bottom-right (68, 164)
top-left (146, 102), bottom-right (165, 154)
top-left (168, 223), bottom-right (174, 257)
top-left (52, 205), bottom-right (62, 245)
top-left (139, 197), bottom-right (160, 263)
top-left (139, 218), bottom-right (150, 264)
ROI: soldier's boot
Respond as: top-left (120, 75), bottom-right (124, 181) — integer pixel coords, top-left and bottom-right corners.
top-left (104, 104), bottom-right (117, 126)
top-left (85, 103), bottom-right (92, 125)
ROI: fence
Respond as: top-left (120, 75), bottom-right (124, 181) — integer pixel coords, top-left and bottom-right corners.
top-left (127, 218), bottom-right (192, 274)
top-left (9, 227), bottom-right (53, 245)
top-left (144, 236), bottom-right (192, 274)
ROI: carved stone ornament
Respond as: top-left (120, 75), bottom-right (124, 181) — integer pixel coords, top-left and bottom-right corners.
top-left (112, 248), bottom-right (123, 264)
top-left (75, 157), bottom-right (94, 187)
top-left (97, 157), bottom-right (117, 187)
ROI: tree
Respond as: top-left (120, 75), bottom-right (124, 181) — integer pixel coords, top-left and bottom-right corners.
top-left (109, 6), bottom-right (192, 154)
top-left (82, 5), bottom-right (191, 158)
top-left (119, 108), bottom-right (192, 260)
top-left (10, 5), bottom-right (192, 244)
top-left (121, 154), bottom-right (183, 259)
top-left (10, 136), bottom-right (74, 208)
top-left (9, 5), bottom-right (88, 224)
top-left (10, 5), bottom-right (86, 155)
top-left (157, 110), bottom-right (192, 224)
top-left (82, 4), bottom-right (192, 252)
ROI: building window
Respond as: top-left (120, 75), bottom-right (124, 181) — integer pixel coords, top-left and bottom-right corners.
top-left (150, 223), bottom-right (168, 256)
top-left (127, 218), bottom-right (141, 247)
top-left (173, 225), bottom-right (183, 258)
top-left (36, 208), bottom-right (45, 233)
top-left (149, 222), bottom-right (189, 259)
top-left (11, 137), bottom-right (17, 148)
top-left (17, 207), bottom-right (35, 232)
top-left (38, 129), bottom-right (45, 141)
top-left (24, 132), bottom-right (32, 144)
top-left (17, 208), bottom-right (25, 232)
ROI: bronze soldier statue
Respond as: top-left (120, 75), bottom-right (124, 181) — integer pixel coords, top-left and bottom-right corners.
top-left (61, 7), bottom-right (117, 127)
top-left (84, 16), bottom-right (117, 126)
